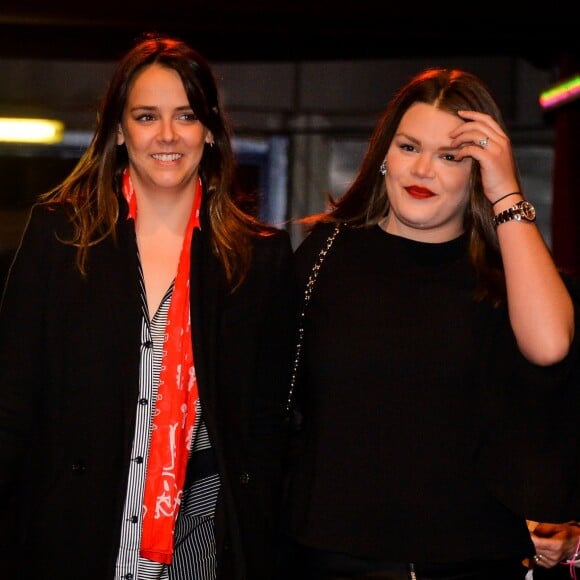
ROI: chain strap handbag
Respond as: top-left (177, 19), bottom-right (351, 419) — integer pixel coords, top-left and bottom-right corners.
top-left (286, 222), bottom-right (342, 418)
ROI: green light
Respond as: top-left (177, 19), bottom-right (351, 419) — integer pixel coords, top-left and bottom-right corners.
top-left (539, 74), bottom-right (580, 110)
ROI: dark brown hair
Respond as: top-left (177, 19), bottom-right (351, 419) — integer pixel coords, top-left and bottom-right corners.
top-left (40, 32), bottom-right (275, 290)
top-left (306, 68), bottom-right (520, 305)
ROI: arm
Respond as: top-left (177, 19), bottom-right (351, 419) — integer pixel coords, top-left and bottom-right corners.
top-left (494, 199), bottom-right (574, 366)
top-left (0, 205), bottom-right (49, 490)
top-left (453, 110), bottom-right (575, 365)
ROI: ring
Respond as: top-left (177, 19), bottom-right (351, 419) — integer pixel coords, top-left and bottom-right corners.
top-left (533, 554), bottom-right (543, 563)
top-left (479, 137), bottom-right (489, 148)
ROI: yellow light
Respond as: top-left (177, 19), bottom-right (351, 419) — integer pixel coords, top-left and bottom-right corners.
top-left (0, 118), bottom-right (65, 144)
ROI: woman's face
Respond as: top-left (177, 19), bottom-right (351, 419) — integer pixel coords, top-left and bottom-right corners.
top-left (382, 102), bottom-right (473, 243)
top-left (117, 63), bottom-right (213, 198)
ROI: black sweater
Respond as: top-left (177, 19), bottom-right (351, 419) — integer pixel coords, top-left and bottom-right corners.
top-left (283, 223), bottom-right (579, 565)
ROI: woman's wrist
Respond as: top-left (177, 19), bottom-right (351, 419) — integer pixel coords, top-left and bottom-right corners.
top-left (564, 528), bottom-right (580, 566)
top-left (492, 192), bottom-right (525, 214)
top-left (492, 191), bottom-right (523, 207)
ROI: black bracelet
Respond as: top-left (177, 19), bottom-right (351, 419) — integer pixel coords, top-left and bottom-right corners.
top-left (492, 191), bottom-right (522, 206)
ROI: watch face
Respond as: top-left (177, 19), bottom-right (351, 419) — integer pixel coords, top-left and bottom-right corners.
top-left (521, 201), bottom-right (536, 221)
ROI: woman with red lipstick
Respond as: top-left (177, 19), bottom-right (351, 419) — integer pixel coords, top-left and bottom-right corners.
top-left (0, 34), bottom-right (296, 579)
top-left (279, 68), bottom-right (579, 579)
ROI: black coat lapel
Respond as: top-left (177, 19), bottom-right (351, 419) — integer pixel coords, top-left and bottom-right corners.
top-left (189, 227), bottom-right (225, 410)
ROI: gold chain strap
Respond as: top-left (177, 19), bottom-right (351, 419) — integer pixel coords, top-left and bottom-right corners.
top-left (286, 222), bottom-right (342, 413)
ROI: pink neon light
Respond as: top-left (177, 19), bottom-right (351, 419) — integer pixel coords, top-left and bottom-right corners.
top-left (539, 75), bottom-right (580, 110)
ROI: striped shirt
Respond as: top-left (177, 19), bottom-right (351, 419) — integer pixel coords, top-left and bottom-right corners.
top-left (115, 268), bottom-right (220, 580)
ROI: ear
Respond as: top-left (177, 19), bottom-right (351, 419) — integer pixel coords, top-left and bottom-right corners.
top-left (116, 124), bottom-right (125, 146)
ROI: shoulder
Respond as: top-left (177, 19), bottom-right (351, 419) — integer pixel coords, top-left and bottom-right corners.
top-left (250, 227), bottom-right (294, 270)
top-left (253, 226), bottom-right (292, 252)
top-left (295, 220), bottom-right (352, 263)
top-left (15, 202), bottom-right (72, 250)
top-left (295, 221), bottom-right (339, 252)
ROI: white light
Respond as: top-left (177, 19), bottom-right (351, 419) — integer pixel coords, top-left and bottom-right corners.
top-left (0, 118), bottom-right (65, 144)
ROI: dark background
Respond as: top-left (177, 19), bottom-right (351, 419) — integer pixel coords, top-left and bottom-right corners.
top-left (0, 2), bottom-right (573, 68)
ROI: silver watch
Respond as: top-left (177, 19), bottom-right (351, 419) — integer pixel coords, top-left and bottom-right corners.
top-left (493, 200), bottom-right (536, 228)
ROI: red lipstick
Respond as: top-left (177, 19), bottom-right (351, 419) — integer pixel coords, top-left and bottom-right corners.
top-left (405, 185), bottom-right (434, 199)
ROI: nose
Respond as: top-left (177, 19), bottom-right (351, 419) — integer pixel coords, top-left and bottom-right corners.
top-left (412, 153), bottom-right (435, 178)
top-left (158, 118), bottom-right (177, 142)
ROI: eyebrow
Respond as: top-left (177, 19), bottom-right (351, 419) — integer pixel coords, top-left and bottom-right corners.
top-left (395, 131), bottom-right (458, 152)
top-left (395, 131), bottom-right (418, 144)
top-left (128, 105), bottom-right (193, 112)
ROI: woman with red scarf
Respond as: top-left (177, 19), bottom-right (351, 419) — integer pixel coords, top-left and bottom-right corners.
top-left (0, 33), bottom-right (296, 580)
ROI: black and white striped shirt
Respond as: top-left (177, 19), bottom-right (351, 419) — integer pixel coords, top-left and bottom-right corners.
top-left (115, 273), bottom-right (220, 580)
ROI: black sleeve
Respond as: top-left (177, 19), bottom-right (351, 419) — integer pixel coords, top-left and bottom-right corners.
top-left (477, 273), bottom-right (580, 522)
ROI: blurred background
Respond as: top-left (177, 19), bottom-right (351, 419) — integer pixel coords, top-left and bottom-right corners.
top-left (0, 2), bottom-right (578, 286)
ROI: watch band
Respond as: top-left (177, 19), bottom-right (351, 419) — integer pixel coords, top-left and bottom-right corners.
top-left (493, 200), bottom-right (536, 228)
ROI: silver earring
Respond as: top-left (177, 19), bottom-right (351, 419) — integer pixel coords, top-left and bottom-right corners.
top-left (379, 161), bottom-right (387, 176)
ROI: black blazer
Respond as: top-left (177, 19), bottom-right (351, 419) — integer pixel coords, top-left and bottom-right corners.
top-left (0, 200), bottom-right (296, 579)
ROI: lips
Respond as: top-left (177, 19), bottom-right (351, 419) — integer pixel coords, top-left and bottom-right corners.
top-left (405, 186), bottom-right (434, 199)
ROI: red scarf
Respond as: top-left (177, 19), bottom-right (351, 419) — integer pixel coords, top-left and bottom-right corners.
top-left (122, 169), bottom-right (202, 564)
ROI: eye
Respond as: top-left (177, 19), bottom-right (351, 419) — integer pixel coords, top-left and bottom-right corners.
top-left (442, 152), bottom-right (469, 164)
top-left (135, 112), bottom-right (155, 122)
top-left (178, 111), bottom-right (198, 122)
top-left (399, 143), bottom-right (416, 153)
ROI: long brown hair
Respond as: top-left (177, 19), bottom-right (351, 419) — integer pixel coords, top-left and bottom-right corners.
top-left (306, 68), bottom-right (520, 305)
top-left (39, 32), bottom-right (276, 290)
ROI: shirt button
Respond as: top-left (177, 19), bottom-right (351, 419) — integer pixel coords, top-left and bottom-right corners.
top-left (138, 398), bottom-right (148, 406)
top-left (134, 456), bottom-right (144, 464)
top-left (143, 340), bottom-right (152, 348)
top-left (239, 472), bottom-right (250, 484)
top-left (125, 574), bottom-right (134, 580)
top-left (130, 515), bottom-right (138, 524)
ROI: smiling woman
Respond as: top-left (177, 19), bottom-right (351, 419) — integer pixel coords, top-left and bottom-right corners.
top-left (0, 33), bottom-right (296, 580)
top-left (278, 67), bottom-right (579, 580)
top-left (379, 101), bottom-right (475, 242)
top-left (116, 63), bottom-right (215, 314)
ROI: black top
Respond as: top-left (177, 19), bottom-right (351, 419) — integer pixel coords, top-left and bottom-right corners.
top-left (0, 201), bottom-right (297, 580)
top-left (283, 223), bottom-right (580, 565)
